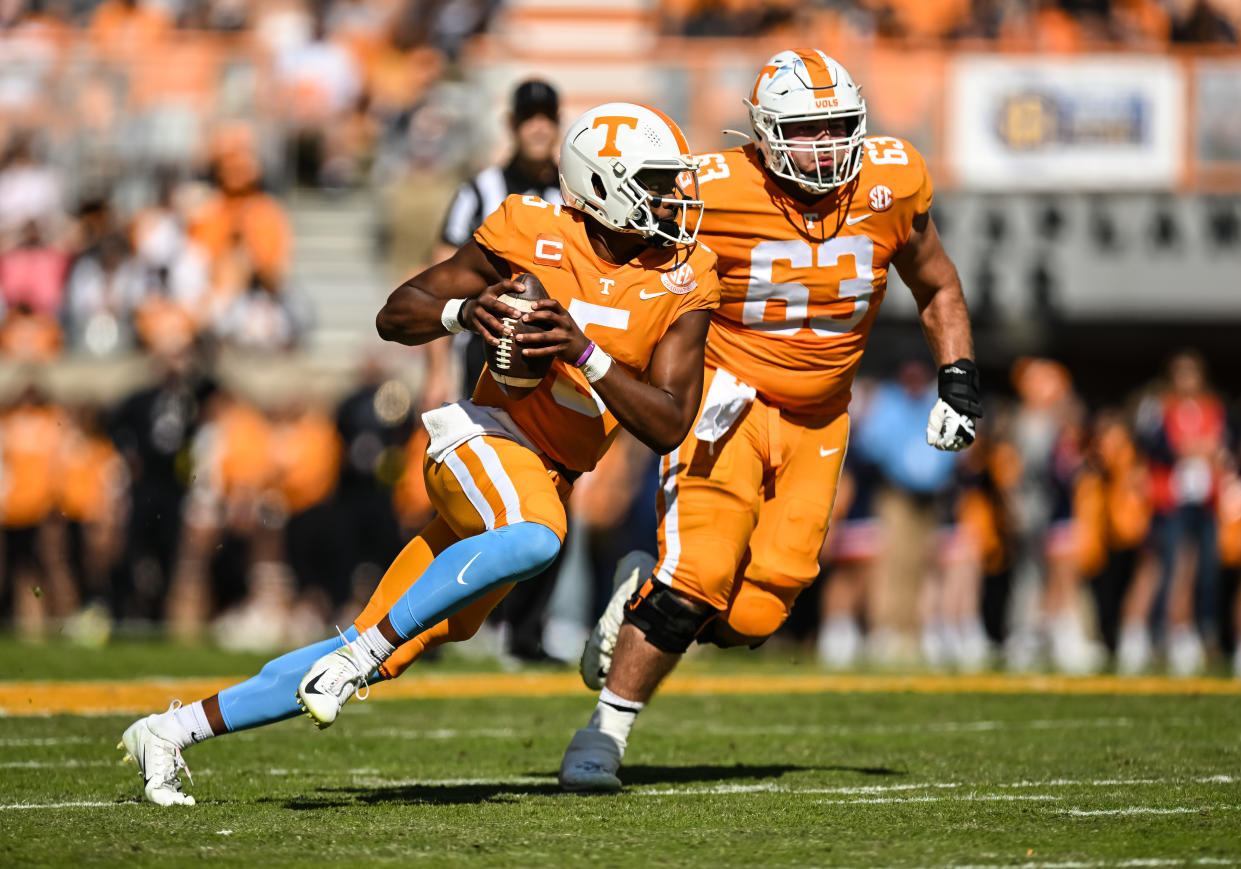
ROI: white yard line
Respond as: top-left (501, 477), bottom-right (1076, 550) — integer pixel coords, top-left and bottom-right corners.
top-left (0, 737), bottom-right (95, 747)
top-left (820, 794), bottom-right (1063, 804)
top-left (0, 800), bottom-right (137, 810)
top-left (0, 760), bottom-right (115, 769)
top-left (1061, 806), bottom-right (1238, 816)
top-left (945, 859), bottom-right (1237, 868)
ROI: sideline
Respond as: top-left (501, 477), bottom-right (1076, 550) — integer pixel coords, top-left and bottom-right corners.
top-left (1, 671), bottom-right (1239, 716)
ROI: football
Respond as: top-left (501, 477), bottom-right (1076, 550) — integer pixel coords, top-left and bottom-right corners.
top-left (485, 272), bottom-right (555, 400)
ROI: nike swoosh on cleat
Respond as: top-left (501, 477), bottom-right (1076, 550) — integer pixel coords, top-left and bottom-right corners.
top-left (820, 447), bottom-right (840, 457)
top-left (457, 551), bottom-right (482, 585)
top-left (845, 214), bottom-right (872, 225)
top-left (638, 289), bottom-right (667, 300)
top-left (302, 673), bottom-right (327, 695)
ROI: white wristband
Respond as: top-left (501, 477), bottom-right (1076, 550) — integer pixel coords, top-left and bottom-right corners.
top-left (579, 344), bottom-right (613, 383)
top-left (441, 298), bottom-right (467, 334)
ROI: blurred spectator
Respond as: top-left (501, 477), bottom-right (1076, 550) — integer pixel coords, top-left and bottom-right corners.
top-left (0, 131), bottom-right (63, 240)
top-left (0, 220), bottom-right (69, 315)
top-left (334, 357), bottom-right (415, 607)
top-left (1003, 358), bottom-right (1100, 672)
top-left (573, 430), bottom-right (660, 620)
top-left (1136, 350), bottom-right (1230, 675)
top-left (275, 6), bottom-right (363, 186)
top-left (57, 402), bottom-right (127, 644)
top-left (0, 301), bottom-right (62, 361)
top-left (359, 4), bottom-right (445, 129)
top-left (1217, 463), bottom-right (1241, 676)
top-left (0, 2), bottom-right (65, 128)
top-left (63, 231), bottom-right (147, 354)
top-left (110, 348), bottom-right (213, 622)
top-left (1071, 410), bottom-right (1156, 673)
top-left (815, 457), bottom-right (882, 670)
top-left (0, 384), bottom-right (76, 638)
top-left (190, 127), bottom-right (292, 294)
top-left (89, 0), bottom-right (172, 60)
top-left (1170, 0), bottom-right (1237, 42)
top-left (269, 396), bottom-right (345, 615)
top-left (854, 359), bottom-right (961, 665)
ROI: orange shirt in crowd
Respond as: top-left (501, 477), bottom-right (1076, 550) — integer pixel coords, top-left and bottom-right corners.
top-left (0, 402), bottom-right (66, 528)
top-left (1219, 472), bottom-right (1241, 569)
top-left (189, 191), bottom-right (292, 287)
top-left (89, 0), bottom-right (172, 59)
top-left (216, 400), bottom-right (275, 498)
top-left (134, 296), bottom-right (199, 356)
top-left (0, 311), bottom-right (63, 362)
top-left (271, 409), bottom-right (342, 515)
top-left (58, 432), bottom-right (124, 525)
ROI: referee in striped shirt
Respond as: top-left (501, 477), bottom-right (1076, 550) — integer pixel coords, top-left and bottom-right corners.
top-left (425, 79), bottom-right (566, 664)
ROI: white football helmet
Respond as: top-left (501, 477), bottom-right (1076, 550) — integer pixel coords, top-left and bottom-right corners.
top-left (746, 49), bottom-right (867, 195)
top-left (559, 102), bottom-right (702, 247)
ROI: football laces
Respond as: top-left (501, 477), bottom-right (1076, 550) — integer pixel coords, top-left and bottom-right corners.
top-left (495, 320), bottom-right (516, 370)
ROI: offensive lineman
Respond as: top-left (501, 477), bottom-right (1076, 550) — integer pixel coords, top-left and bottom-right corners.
top-left (559, 50), bottom-right (982, 791)
top-left (118, 102), bottom-right (719, 806)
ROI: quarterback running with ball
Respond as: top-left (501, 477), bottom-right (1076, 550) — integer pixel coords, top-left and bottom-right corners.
top-left (117, 102), bottom-right (719, 806)
top-left (559, 49), bottom-right (982, 791)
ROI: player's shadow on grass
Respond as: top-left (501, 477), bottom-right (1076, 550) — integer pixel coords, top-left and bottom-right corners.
top-left (273, 762), bottom-right (905, 808)
top-left (604, 762), bottom-right (905, 786)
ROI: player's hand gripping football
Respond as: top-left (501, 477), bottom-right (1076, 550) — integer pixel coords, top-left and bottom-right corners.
top-left (513, 299), bottom-right (591, 365)
top-left (460, 280), bottom-right (528, 346)
top-left (927, 358), bottom-right (983, 451)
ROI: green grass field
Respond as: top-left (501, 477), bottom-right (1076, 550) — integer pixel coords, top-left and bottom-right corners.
top-left (2, 638), bottom-right (1240, 868)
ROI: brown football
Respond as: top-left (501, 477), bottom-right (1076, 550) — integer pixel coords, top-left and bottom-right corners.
top-left (485, 272), bottom-right (555, 400)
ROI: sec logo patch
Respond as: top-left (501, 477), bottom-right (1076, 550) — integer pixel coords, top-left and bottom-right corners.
top-left (660, 262), bottom-right (696, 295)
top-left (868, 185), bottom-right (893, 212)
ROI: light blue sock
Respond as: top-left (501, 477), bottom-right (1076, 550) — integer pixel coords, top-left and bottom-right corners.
top-left (386, 522), bottom-right (561, 641)
top-left (216, 626), bottom-right (381, 732)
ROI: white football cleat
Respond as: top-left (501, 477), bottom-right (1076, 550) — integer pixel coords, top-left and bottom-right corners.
top-left (118, 702), bottom-right (195, 806)
top-left (559, 726), bottom-right (624, 792)
top-left (296, 642), bottom-right (371, 729)
top-left (580, 550), bottom-right (655, 690)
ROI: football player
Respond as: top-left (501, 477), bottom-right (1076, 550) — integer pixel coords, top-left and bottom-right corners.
top-left (117, 102), bottom-right (720, 806)
top-left (559, 49), bottom-right (982, 791)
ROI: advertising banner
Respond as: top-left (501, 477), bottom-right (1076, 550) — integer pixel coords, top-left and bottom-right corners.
top-left (948, 55), bottom-right (1185, 190)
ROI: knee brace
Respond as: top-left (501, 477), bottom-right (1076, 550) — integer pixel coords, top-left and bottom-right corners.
top-left (623, 581), bottom-right (716, 654)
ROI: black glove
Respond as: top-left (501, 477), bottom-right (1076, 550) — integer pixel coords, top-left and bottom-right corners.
top-left (937, 359), bottom-right (983, 419)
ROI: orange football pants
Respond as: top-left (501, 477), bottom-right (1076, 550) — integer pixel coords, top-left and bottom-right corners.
top-left (650, 367), bottom-right (849, 642)
top-left (353, 435), bottom-right (572, 679)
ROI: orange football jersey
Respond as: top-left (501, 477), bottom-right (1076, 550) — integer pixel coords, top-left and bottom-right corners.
top-left (473, 194), bottom-right (720, 473)
top-left (695, 139), bottom-right (933, 417)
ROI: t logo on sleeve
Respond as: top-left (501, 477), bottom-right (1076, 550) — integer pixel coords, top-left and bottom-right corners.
top-left (534, 234), bottom-right (564, 267)
top-left (592, 116), bottom-right (638, 157)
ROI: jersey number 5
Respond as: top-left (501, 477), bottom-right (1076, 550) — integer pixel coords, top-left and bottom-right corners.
top-left (742, 237), bottom-right (875, 336)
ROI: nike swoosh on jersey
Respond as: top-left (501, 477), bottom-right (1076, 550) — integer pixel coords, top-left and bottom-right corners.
top-left (457, 552), bottom-right (482, 585)
top-left (845, 214), bottom-right (872, 225)
top-left (820, 447), bottom-right (841, 457)
top-left (638, 289), bottom-right (667, 300)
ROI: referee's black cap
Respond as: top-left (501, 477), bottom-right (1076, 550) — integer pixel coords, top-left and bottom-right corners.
top-left (511, 79), bottom-right (559, 123)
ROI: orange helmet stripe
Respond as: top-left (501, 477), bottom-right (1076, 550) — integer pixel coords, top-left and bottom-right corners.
top-left (793, 49), bottom-right (837, 92)
top-left (636, 103), bottom-right (691, 154)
